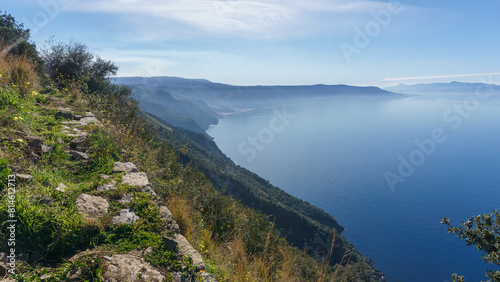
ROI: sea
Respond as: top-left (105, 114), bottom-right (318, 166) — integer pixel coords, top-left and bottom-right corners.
top-left (207, 95), bottom-right (500, 282)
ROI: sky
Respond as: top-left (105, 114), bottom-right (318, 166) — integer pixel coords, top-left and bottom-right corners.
top-left (3, 0), bottom-right (500, 86)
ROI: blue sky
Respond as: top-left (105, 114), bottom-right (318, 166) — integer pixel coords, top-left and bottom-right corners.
top-left (4, 0), bottom-right (500, 86)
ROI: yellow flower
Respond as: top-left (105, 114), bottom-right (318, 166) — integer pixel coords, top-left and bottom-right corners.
top-left (16, 139), bottom-right (23, 143)
top-left (13, 117), bottom-right (18, 121)
top-left (32, 90), bottom-right (38, 96)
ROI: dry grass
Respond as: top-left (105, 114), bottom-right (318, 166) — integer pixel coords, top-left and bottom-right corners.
top-left (168, 193), bottom-right (197, 240)
top-left (0, 50), bottom-right (39, 96)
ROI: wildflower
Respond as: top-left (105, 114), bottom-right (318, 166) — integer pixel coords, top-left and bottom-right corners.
top-left (31, 90), bottom-right (38, 96)
top-left (16, 139), bottom-right (23, 143)
top-left (200, 270), bottom-right (204, 273)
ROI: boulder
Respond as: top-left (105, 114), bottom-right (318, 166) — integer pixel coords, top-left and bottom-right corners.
top-left (112, 209), bottom-right (140, 225)
top-left (167, 222), bottom-right (181, 234)
top-left (171, 272), bottom-right (195, 282)
top-left (118, 193), bottom-right (133, 204)
top-left (26, 135), bottom-right (42, 149)
top-left (113, 162), bottom-right (138, 173)
top-left (72, 151), bottom-right (89, 161)
top-left (101, 254), bottom-right (164, 282)
top-left (55, 108), bottom-right (74, 120)
top-left (159, 206), bottom-right (173, 222)
top-left (76, 116), bottom-right (100, 127)
top-left (75, 194), bottom-right (109, 217)
top-left (97, 181), bottom-right (116, 191)
top-left (70, 136), bottom-right (88, 151)
top-left (163, 234), bottom-right (206, 271)
top-left (56, 183), bottom-right (68, 192)
top-left (122, 172), bottom-right (149, 187)
top-left (41, 144), bottom-right (52, 154)
top-left (30, 152), bottom-right (41, 163)
top-left (15, 174), bottom-right (33, 182)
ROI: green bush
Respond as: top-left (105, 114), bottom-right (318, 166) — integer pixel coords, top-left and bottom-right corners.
top-left (41, 40), bottom-right (118, 94)
top-left (86, 131), bottom-right (121, 174)
top-left (442, 211), bottom-right (500, 281)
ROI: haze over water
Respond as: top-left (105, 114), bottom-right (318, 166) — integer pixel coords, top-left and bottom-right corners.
top-left (208, 96), bottom-right (500, 281)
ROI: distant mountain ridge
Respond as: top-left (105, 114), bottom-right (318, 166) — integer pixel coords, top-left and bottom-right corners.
top-left (115, 76), bottom-right (400, 132)
top-left (384, 81), bottom-right (500, 96)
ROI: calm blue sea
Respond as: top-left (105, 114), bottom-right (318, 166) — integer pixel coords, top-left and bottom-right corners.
top-left (207, 96), bottom-right (500, 282)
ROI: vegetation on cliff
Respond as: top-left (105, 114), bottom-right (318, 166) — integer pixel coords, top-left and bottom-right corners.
top-left (0, 12), bottom-right (376, 281)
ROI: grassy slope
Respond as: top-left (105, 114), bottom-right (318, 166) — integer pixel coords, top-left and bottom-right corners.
top-left (0, 52), bottom-right (376, 281)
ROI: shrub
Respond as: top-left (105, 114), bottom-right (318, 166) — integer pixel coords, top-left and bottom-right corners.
top-left (86, 131), bottom-right (122, 174)
top-left (442, 211), bottom-right (500, 281)
top-left (41, 39), bottom-right (118, 94)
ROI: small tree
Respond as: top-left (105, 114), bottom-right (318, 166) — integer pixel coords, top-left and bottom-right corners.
top-left (0, 11), bottom-right (42, 70)
top-left (41, 39), bottom-right (118, 94)
top-left (442, 210), bottom-right (500, 281)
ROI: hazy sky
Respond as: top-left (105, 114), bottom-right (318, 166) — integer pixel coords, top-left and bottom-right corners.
top-left (4, 0), bottom-right (500, 86)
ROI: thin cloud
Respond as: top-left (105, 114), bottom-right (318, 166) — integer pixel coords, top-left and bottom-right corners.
top-left (68, 0), bottom-right (397, 38)
top-left (383, 72), bottom-right (500, 83)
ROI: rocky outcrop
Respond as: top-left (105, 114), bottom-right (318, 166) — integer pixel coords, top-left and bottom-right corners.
top-left (112, 209), bottom-right (140, 225)
top-left (164, 234), bottom-right (206, 271)
top-left (97, 181), bottom-right (116, 191)
top-left (113, 161), bottom-right (138, 173)
top-left (70, 136), bottom-right (88, 152)
top-left (122, 172), bottom-right (150, 187)
top-left (75, 194), bottom-right (109, 218)
top-left (60, 111), bottom-right (216, 281)
top-left (71, 151), bottom-right (89, 161)
top-left (160, 206), bottom-right (173, 222)
top-left (101, 254), bottom-right (164, 282)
